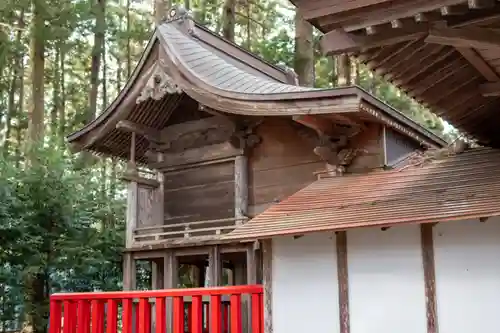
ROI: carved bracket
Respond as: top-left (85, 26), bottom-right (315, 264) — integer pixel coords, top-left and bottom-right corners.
top-left (136, 63), bottom-right (182, 104)
top-left (229, 119), bottom-right (263, 150)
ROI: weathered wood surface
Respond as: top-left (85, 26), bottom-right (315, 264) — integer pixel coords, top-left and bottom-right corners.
top-left (163, 161), bottom-right (235, 224)
top-left (248, 118), bottom-right (324, 216)
top-left (421, 224), bottom-right (438, 333)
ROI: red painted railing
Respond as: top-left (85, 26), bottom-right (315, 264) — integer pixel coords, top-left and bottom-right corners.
top-left (49, 285), bottom-right (263, 333)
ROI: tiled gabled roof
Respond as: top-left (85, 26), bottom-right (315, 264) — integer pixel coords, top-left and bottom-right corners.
top-left (224, 147), bottom-right (500, 241)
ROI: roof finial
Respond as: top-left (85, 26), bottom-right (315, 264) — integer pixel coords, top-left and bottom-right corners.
top-left (161, 5), bottom-right (195, 34)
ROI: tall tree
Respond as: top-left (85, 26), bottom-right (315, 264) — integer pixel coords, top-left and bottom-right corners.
top-left (89, 0), bottom-right (106, 123)
top-left (222, 0), bottom-right (236, 41)
top-left (28, 0), bottom-right (46, 146)
top-left (294, 10), bottom-right (314, 86)
top-left (155, 0), bottom-right (169, 24)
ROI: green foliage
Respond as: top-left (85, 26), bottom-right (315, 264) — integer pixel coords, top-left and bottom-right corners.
top-left (0, 147), bottom-right (125, 331)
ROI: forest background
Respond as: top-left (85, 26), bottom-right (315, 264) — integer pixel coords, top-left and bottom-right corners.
top-left (0, 0), bottom-right (458, 333)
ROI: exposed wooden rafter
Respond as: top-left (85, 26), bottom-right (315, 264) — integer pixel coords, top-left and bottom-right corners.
top-left (479, 82), bottom-right (500, 96)
top-left (425, 27), bottom-right (500, 49)
top-left (320, 27), bottom-right (428, 55)
top-left (457, 48), bottom-right (500, 82)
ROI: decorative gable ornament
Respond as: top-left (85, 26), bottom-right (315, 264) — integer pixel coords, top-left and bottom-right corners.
top-left (136, 64), bottom-right (182, 104)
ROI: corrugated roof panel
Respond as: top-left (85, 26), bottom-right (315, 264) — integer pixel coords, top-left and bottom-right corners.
top-left (224, 147), bottom-right (500, 240)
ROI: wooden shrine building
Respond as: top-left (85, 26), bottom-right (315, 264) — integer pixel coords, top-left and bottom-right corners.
top-left (67, 6), bottom-right (444, 292)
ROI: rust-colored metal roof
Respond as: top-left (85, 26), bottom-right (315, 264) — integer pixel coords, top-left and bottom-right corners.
top-left (224, 147), bottom-right (500, 241)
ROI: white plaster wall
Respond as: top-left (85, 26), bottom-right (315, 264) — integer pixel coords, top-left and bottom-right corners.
top-left (434, 218), bottom-right (500, 333)
top-left (347, 225), bottom-right (427, 333)
top-left (272, 233), bottom-right (340, 333)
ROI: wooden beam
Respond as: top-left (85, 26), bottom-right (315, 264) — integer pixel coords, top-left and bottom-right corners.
top-left (479, 81), bottom-right (500, 96)
top-left (467, 0), bottom-right (495, 9)
top-left (321, 28), bottom-right (427, 55)
top-left (440, 4), bottom-right (468, 15)
top-left (317, 0), bottom-right (465, 31)
top-left (426, 27), bottom-right (500, 50)
top-left (153, 142), bottom-right (244, 169)
top-left (457, 48), bottom-right (500, 82)
top-left (293, 115), bottom-right (338, 135)
top-left (116, 120), bottom-right (162, 143)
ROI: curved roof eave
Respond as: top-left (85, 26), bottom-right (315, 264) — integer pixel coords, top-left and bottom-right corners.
top-left (66, 32), bottom-right (159, 145)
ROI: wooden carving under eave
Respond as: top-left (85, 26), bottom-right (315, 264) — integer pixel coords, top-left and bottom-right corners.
top-left (136, 63), bottom-right (182, 104)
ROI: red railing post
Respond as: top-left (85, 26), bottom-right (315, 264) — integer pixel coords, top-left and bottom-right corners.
top-left (229, 295), bottom-right (242, 333)
top-left (63, 301), bottom-right (76, 333)
top-left (191, 296), bottom-right (203, 333)
top-left (49, 300), bottom-right (62, 333)
top-left (155, 297), bottom-right (166, 333)
top-left (91, 300), bottom-right (104, 333)
top-left (250, 293), bottom-right (262, 333)
top-left (77, 300), bottom-right (90, 333)
top-left (173, 296), bottom-right (184, 333)
top-left (138, 298), bottom-right (151, 333)
top-left (106, 300), bottom-right (118, 333)
top-left (122, 299), bottom-right (134, 333)
top-left (210, 295), bottom-right (221, 333)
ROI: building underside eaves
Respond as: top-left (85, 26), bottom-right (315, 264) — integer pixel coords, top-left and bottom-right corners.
top-left (290, 0), bottom-right (500, 146)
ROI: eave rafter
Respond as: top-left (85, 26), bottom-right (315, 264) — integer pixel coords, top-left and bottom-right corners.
top-left (317, 0), bottom-right (500, 102)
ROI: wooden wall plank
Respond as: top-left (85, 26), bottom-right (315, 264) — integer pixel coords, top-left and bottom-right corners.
top-left (421, 224), bottom-right (438, 333)
top-left (249, 119), bottom-right (324, 212)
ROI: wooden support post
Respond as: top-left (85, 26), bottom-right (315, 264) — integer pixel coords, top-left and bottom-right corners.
top-left (336, 231), bottom-right (350, 333)
top-left (155, 171), bottom-right (165, 226)
top-left (152, 259), bottom-right (164, 290)
top-left (126, 182), bottom-right (138, 248)
top-left (421, 224), bottom-right (438, 333)
top-left (234, 155), bottom-right (248, 223)
top-left (234, 262), bottom-right (246, 285)
top-left (261, 240), bottom-right (273, 333)
top-left (245, 243), bottom-right (259, 333)
top-left (164, 250), bottom-right (178, 333)
top-left (208, 245), bottom-right (222, 287)
top-left (123, 253), bottom-right (136, 291)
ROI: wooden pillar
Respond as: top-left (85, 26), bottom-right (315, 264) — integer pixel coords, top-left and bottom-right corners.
top-left (152, 258), bottom-right (164, 290)
top-left (126, 182), bottom-right (139, 248)
top-left (246, 242), bottom-right (258, 284)
top-left (207, 245), bottom-right (222, 286)
top-left (421, 224), bottom-right (438, 333)
top-left (164, 250), bottom-right (178, 333)
top-left (336, 231), bottom-right (349, 333)
top-left (262, 239), bottom-right (273, 333)
top-left (234, 155), bottom-right (248, 223)
top-left (155, 171), bottom-right (165, 226)
top-left (125, 132), bottom-right (138, 248)
top-left (234, 262), bottom-right (246, 285)
top-left (123, 253), bottom-right (136, 291)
